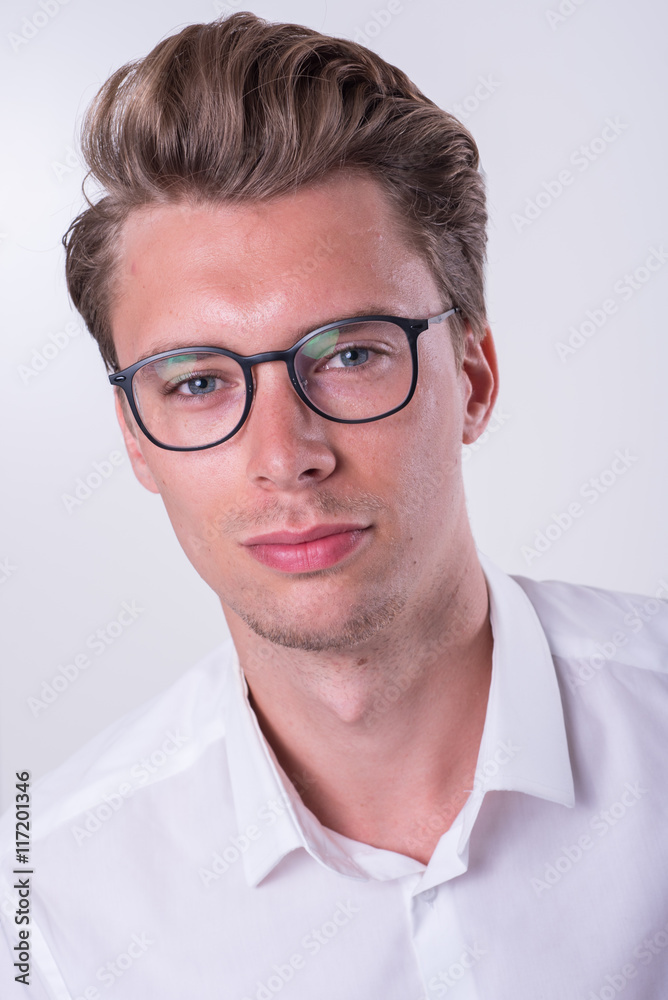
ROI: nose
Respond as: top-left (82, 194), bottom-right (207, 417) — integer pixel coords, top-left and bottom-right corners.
top-left (241, 360), bottom-right (337, 492)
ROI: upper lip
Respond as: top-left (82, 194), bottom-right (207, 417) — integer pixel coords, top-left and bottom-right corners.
top-left (242, 523), bottom-right (369, 546)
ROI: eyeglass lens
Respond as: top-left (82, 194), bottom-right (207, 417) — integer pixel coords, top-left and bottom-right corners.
top-left (131, 320), bottom-right (413, 449)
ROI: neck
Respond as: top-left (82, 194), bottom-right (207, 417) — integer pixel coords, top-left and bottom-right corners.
top-left (224, 547), bottom-right (493, 864)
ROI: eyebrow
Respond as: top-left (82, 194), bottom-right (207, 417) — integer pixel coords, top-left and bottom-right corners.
top-left (139, 306), bottom-right (403, 360)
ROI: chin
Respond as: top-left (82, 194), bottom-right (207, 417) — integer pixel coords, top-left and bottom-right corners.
top-left (232, 588), bottom-right (409, 652)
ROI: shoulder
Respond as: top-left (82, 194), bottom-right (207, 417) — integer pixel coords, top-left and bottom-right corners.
top-left (511, 572), bottom-right (668, 674)
top-left (0, 638), bottom-right (237, 845)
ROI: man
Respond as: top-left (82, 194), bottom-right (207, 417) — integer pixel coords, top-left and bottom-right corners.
top-left (1, 12), bottom-right (666, 999)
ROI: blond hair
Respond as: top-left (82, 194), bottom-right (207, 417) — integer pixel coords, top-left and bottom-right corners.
top-left (63, 12), bottom-right (488, 371)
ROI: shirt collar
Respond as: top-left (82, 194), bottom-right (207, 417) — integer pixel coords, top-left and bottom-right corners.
top-left (415, 551), bottom-right (575, 890)
top-left (473, 551), bottom-right (574, 806)
top-left (222, 552), bottom-right (574, 888)
top-left (221, 655), bottom-right (373, 887)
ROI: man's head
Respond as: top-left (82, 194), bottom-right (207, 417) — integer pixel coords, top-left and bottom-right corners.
top-left (63, 14), bottom-right (498, 654)
top-left (63, 12), bottom-right (487, 374)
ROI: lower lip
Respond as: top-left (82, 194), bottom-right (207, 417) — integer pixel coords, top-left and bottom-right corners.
top-left (245, 528), bottom-right (370, 572)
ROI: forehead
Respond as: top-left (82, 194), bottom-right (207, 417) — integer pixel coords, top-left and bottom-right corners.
top-left (110, 172), bottom-right (436, 366)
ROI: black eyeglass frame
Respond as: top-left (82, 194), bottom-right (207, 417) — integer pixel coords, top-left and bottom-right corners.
top-left (109, 307), bottom-right (460, 452)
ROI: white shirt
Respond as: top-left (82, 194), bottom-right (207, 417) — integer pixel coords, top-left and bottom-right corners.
top-left (1, 554), bottom-right (667, 999)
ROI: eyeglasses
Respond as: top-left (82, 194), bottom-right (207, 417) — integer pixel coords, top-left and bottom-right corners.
top-left (109, 308), bottom-right (460, 451)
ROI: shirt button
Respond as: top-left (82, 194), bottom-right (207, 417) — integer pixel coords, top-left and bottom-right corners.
top-left (422, 887), bottom-right (437, 903)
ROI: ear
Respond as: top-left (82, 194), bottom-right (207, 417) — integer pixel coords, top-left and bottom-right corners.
top-left (114, 392), bottom-right (161, 494)
top-left (459, 323), bottom-right (500, 445)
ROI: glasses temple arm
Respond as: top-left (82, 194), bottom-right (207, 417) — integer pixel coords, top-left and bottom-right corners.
top-left (427, 306), bottom-right (460, 327)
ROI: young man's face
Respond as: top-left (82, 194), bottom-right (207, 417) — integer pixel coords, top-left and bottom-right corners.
top-left (110, 172), bottom-right (497, 652)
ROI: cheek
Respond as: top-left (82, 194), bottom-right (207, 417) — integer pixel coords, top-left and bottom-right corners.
top-left (390, 361), bottom-right (464, 485)
top-left (345, 392), bottom-right (463, 532)
top-left (144, 451), bottom-right (239, 551)
top-left (417, 348), bottom-right (466, 467)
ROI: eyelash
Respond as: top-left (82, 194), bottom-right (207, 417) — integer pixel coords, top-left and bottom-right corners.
top-left (161, 370), bottom-right (225, 395)
top-left (153, 337), bottom-right (389, 391)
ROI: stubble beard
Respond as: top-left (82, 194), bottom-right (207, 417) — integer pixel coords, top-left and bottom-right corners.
top-left (230, 581), bottom-right (410, 652)
top-left (210, 488), bottom-right (414, 651)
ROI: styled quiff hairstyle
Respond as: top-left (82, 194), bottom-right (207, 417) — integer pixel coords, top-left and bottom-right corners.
top-left (63, 12), bottom-right (488, 372)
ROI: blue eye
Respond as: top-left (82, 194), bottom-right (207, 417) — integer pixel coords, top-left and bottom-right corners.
top-left (339, 348), bottom-right (369, 367)
top-left (176, 376), bottom-right (219, 395)
top-left (185, 378), bottom-right (216, 396)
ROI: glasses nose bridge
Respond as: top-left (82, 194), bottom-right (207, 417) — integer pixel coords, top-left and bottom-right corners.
top-left (246, 346), bottom-right (302, 402)
top-left (248, 345), bottom-right (295, 369)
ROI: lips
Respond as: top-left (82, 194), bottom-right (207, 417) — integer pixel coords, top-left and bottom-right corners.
top-left (241, 523), bottom-right (371, 572)
top-left (242, 523), bottom-right (368, 546)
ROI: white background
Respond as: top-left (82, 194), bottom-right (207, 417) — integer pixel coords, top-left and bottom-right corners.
top-left (1, 0), bottom-right (667, 808)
